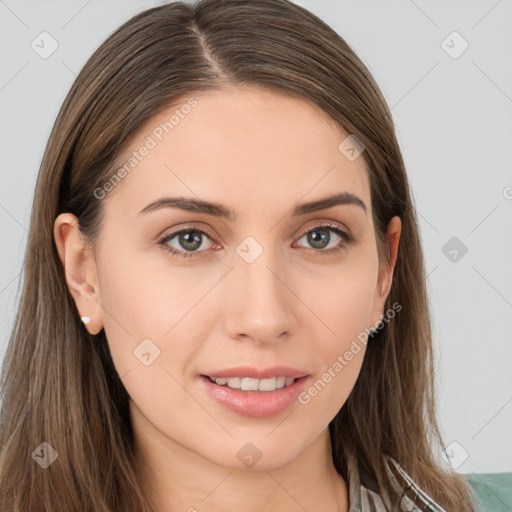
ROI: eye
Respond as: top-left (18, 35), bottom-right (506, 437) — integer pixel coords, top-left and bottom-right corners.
top-left (295, 222), bottom-right (354, 255)
top-left (158, 222), bottom-right (354, 259)
top-left (158, 227), bottom-right (218, 259)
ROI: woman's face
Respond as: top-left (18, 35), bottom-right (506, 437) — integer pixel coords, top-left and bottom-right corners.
top-left (58, 86), bottom-right (400, 472)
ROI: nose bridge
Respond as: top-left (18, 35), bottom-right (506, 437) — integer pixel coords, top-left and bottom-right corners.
top-left (225, 236), bottom-right (294, 342)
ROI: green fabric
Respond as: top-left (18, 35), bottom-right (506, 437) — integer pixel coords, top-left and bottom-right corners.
top-left (463, 472), bottom-right (512, 511)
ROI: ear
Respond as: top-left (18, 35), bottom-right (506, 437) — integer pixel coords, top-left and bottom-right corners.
top-left (369, 215), bottom-right (401, 333)
top-left (53, 213), bottom-right (104, 335)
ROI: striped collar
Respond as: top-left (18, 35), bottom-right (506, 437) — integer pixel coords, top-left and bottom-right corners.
top-left (346, 453), bottom-right (448, 511)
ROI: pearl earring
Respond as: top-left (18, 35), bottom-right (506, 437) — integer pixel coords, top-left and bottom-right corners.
top-left (80, 316), bottom-right (91, 325)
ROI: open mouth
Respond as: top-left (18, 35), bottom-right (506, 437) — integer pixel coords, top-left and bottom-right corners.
top-left (201, 375), bottom-right (302, 392)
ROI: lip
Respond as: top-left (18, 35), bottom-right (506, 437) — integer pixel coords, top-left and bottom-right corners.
top-left (198, 374), bottom-right (310, 418)
top-left (202, 366), bottom-right (309, 380)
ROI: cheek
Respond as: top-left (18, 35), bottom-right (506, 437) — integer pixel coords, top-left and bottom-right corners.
top-left (96, 242), bottom-right (218, 380)
top-left (94, 243), bottom-right (165, 373)
top-left (295, 256), bottom-right (377, 413)
top-left (304, 253), bottom-right (378, 347)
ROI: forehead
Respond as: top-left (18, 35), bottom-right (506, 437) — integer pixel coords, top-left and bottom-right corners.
top-left (105, 86), bottom-right (370, 221)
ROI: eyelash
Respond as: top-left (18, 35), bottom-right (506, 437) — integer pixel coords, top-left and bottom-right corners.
top-left (158, 222), bottom-right (354, 259)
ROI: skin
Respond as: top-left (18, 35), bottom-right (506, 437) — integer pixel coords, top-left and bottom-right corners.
top-left (54, 85), bottom-right (401, 512)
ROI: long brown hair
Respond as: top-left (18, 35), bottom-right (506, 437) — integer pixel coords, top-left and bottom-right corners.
top-left (0, 0), bottom-right (476, 510)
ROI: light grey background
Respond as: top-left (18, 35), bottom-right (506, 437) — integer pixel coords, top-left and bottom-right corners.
top-left (1, 0), bottom-right (511, 474)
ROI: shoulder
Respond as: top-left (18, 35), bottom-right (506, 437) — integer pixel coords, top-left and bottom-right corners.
top-left (462, 472), bottom-right (512, 511)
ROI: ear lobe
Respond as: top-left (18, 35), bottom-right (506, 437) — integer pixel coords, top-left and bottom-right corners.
top-left (53, 213), bottom-right (104, 335)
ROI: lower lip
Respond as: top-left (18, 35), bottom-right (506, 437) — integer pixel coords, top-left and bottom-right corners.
top-left (198, 375), bottom-right (309, 418)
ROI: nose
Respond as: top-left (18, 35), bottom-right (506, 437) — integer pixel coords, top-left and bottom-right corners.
top-left (223, 246), bottom-right (297, 346)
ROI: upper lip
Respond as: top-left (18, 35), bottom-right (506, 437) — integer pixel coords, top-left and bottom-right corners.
top-left (202, 366), bottom-right (309, 380)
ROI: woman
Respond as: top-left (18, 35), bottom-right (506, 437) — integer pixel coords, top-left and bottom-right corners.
top-left (0, 0), bottom-right (487, 510)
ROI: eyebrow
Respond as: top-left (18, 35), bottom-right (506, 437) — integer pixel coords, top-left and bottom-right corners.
top-left (137, 191), bottom-right (367, 219)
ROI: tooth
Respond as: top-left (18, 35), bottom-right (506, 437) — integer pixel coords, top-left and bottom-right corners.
top-left (226, 377), bottom-right (241, 388)
top-left (240, 378), bottom-right (260, 391)
top-left (211, 376), bottom-right (296, 391)
top-left (258, 377), bottom-right (277, 391)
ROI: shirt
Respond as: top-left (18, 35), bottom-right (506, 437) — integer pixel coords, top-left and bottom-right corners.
top-left (345, 452), bottom-right (448, 512)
